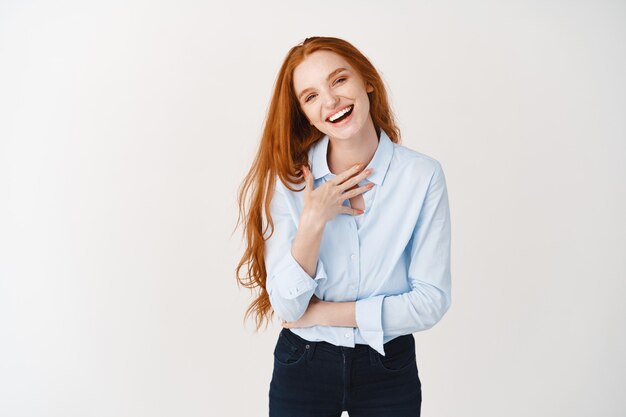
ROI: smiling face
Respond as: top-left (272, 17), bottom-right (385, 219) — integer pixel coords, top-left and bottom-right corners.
top-left (292, 50), bottom-right (374, 141)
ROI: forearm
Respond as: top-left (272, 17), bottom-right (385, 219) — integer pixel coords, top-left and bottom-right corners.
top-left (291, 210), bottom-right (325, 278)
top-left (317, 300), bottom-right (357, 327)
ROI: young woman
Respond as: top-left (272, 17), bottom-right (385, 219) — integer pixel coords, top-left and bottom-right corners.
top-left (236, 36), bottom-right (452, 416)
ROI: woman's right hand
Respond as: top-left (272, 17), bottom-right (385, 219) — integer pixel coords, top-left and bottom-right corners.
top-left (300, 163), bottom-right (374, 225)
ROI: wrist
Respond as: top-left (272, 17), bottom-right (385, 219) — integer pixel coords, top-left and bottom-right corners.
top-left (299, 210), bottom-right (326, 233)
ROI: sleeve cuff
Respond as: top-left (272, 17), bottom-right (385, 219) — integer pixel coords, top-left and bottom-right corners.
top-left (355, 295), bottom-right (386, 356)
top-left (274, 253), bottom-right (327, 300)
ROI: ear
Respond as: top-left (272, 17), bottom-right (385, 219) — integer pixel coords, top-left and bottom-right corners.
top-left (366, 83), bottom-right (374, 93)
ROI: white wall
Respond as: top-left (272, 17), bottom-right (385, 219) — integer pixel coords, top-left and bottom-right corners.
top-left (1, 1), bottom-right (624, 416)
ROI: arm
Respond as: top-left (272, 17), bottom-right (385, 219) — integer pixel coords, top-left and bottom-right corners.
top-left (291, 210), bottom-right (325, 280)
top-left (281, 297), bottom-right (357, 328)
top-left (265, 182), bottom-right (327, 323)
top-left (273, 163), bottom-right (373, 325)
top-left (355, 162), bottom-right (452, 354)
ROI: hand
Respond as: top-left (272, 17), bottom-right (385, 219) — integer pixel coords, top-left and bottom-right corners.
top-left (281, 295), bottom-right (324, 329)
top-left (301, 162), bottom-right (374, 225)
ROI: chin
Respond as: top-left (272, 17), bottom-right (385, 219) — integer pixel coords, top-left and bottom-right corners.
top-left (321, 119), bottom-right (364, 140)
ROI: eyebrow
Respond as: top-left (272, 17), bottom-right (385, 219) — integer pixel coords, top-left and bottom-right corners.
top-left (297, 67), bottom-right (349, 101)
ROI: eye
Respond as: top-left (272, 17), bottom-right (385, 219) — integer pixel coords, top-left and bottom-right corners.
top-left (303, 77), bottom-right (346, 104)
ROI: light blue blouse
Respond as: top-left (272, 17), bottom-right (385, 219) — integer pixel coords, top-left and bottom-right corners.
top-left (264, 129), bottom-right (452, 356)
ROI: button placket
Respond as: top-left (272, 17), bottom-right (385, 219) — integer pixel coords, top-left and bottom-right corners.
top-left (347, 216), bottom-right (361, 301)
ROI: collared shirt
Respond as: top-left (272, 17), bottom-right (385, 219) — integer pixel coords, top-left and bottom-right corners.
top-left (264, 129), bottom-right (452, 356)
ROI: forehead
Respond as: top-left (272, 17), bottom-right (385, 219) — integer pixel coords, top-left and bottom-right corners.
top-left (292, 50), bottom-right (354, 90)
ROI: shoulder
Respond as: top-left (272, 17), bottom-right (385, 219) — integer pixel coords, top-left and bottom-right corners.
top-left (390, 142), bottom-right (443, 178)
top-left (271, 175), bottom-right (305, 210)
top-left (273, 176), bottom-right (304, 195)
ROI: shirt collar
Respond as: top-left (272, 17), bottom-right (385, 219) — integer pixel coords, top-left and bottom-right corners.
top-left (308, 129), bottom-right (394, 186)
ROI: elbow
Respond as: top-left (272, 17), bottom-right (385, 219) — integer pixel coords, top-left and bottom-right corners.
top-left (437, 293), bottom-right (451, 323)
top-left (407, 286), bottom-right (451, 332)
top-left (265, 272), bottom-right (319, 323)
top-left (428, 290), bottom-right (451, 328)
top-left (277, 307), bottom-right (305, 324)
top-left (268, 291), bottom-right (307, 323)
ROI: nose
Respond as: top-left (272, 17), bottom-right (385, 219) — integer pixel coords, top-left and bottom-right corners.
top-left (323, 90), bottom-right (340, 109)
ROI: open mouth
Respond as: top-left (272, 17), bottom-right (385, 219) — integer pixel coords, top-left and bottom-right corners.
top-left (327, 105), bottom-right (354, 124)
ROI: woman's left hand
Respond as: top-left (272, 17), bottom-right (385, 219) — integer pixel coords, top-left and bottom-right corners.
top-left (282, 295), bottom-right (324, 328)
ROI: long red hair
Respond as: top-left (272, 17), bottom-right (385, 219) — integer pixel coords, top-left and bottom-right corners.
top-left (235, 36), bottom-right (402, 329)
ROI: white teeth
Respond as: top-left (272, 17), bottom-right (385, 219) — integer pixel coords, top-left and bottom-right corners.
top-left (328, 105), bottom-right (352, 122)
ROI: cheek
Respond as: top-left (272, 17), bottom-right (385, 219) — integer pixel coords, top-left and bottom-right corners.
top-left (358, 95), bottom-right (371, 114)
top-left (304, 108), bottom-right (320, 123)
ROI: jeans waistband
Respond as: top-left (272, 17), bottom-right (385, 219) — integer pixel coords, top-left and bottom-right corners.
top-left (281, 328), bottom-right (411, 357)
top-left (282, 328), bottom-right (369, 353)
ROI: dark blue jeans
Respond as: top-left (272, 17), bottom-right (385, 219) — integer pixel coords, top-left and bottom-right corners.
top-left (269, 328), bottom-right (421, 416)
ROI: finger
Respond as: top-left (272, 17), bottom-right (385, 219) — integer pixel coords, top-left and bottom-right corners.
top-left (340, 206), bottom-right (364, 216)
top-left (338, 167), bottom-right (373, 192)
top-left (342, 183), bottom-right (375, 199)
top-left (329, 162), bottom-right (364, 186)
top-left (302, 165), bottom-right (314, 191)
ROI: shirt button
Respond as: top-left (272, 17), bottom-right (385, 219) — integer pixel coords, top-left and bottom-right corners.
top-left (344, 333), bottom-right (351, 338)
top-left (350, 254), bottom-right (357, 261)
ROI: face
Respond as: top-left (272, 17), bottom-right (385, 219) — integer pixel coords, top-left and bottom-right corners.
top-left (292, 50), bottom-right (374, 141)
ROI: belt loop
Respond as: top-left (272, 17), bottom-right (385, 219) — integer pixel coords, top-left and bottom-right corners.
top-left (368, 346), bottom-right (378, 365)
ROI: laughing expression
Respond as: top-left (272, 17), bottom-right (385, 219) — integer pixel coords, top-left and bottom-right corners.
top-left (292, 50), bottom-right (374, 141)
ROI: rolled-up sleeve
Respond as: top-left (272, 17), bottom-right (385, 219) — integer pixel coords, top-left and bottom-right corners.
top-left (355, 162), bottom-right (452, 355)
top-left (265, 181), bottom-right (327, 322)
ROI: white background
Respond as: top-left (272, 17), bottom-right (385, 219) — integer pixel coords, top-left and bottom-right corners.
top-left (1, 1), bottom-right (625, 416)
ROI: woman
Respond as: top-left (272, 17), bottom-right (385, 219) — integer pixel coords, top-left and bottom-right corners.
top-left (236, 36), bottom-right (452, 416)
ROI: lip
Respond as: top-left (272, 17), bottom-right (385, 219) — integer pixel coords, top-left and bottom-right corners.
top-left (327, 106), bottom-right (354, 127)
top-left (325, 104), bottom-right (353, 122)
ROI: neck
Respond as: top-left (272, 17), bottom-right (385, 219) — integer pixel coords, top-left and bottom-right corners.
top-left (327, 119), bottom-right (380, 175)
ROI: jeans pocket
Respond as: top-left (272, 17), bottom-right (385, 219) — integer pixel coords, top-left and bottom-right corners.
top-left (273, 331), bottom-right (308, 367)
top-left (375, 335), bottom-right (416, 372)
